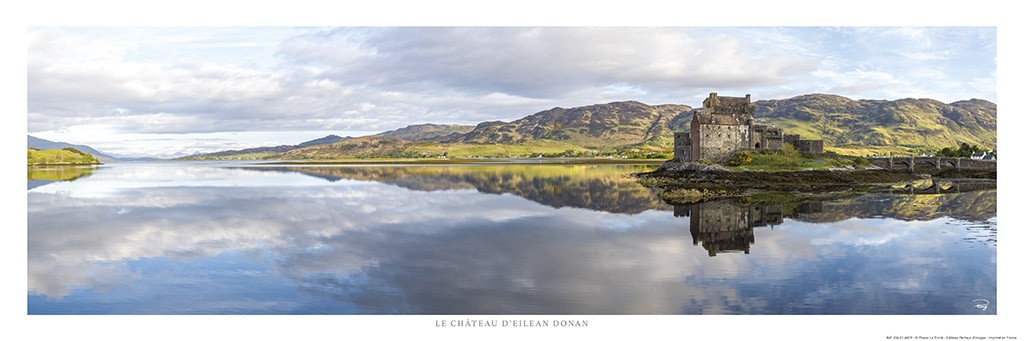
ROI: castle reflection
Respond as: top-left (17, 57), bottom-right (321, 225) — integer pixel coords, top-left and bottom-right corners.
top-left (675, 200), bottom-right (823, 257)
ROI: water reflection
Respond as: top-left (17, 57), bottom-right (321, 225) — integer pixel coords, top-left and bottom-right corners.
top-left (27, 163), bottom-right (996, 314)
top-left (239, 165), bottom-right (671, 213)
top-left (676, 191), bottom-right (996, 257)
top-left (27, 165), bottom-right (98, 190)
top-left (676, 201), bottom-right (790, 256)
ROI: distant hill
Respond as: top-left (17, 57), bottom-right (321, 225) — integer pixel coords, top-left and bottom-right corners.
top-left (448, 101), bottom-right (693, 148)
top-left (296, 134), bottom-right (348, 147)
top-left (277, 135), bottom-right (589, 159)
top-left (180, 94), bottom-right (997, 160)
top-left (28, 135), bottom-right (117, 162)
top-left (374, 124), bottom-right (475, 141)
top-left (28, 147), bottom-right (101, 165)
top-left (178, 145), bottom-right (298, 160)
top-left (753, 94), bottom-right (996, 154)
top-left (178, 134), bottom-right (352, 160)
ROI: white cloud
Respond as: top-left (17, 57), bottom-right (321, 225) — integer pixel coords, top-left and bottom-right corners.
top-left (277, 28), bottom-right (815, 98)
top-left (26, 27), bottom-right (995, 156)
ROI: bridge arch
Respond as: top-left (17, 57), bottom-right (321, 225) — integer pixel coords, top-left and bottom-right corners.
top-left (914, 158), bottom-right (940, 171)
top-left (891, 159), bottom-right (913, 170)
top-left (943, 159), bottom-right (960, 170)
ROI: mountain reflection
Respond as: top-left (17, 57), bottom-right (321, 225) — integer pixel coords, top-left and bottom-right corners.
top-left (239, 165), bottom-right (671, 214)
top-left (676, 190), bottom-right (996, 257)
top-left (27, 163), bottom-right (997, 314)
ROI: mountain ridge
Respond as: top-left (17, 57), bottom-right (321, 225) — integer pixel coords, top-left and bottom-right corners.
top-left (178, 135), bottom-right (353, 160)
top-left (28, 136), bottom-right (117, 162)
top-left (447, 101), bottom-right (693, 148)
top-left (373, 124), bottom-right (475, 141)
top-left (753, 94), bottom-right (996, 153)
top-left (121, 93), bottom-right (999, 160)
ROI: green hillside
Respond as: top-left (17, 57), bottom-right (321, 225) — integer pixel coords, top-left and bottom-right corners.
top-left (178, 135), bottom-right (351, 160)
top-left (754, 94), bottom-right (996, 155)
top-left (373, 123), bottom-right (475, 141)
top-left (277, 136), bottom-right (594, 159)
top-left (453, 101), bottom-right (693, 148)
top-left (178, 94), bottom-right (996, 161)
top-left (28, 148), bottom-right (101, 165)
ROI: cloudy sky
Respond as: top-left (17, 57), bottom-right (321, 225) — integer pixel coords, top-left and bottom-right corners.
top-left (27, 27), bottom-right (995, 158)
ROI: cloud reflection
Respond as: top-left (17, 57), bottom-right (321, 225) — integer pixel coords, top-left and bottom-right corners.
top-left (27, 164), bottom-right (996, 314)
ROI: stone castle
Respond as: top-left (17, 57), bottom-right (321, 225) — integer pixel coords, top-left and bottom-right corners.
top-left (674, 93), bottom-right (823, 163)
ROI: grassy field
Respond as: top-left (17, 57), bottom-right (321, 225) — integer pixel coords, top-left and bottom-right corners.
top-left (724, 145), bottom-right (873, 172)
top-left (825, 145), bottom-right (920, 157)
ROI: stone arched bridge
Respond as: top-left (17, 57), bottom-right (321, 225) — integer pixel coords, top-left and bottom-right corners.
top-left (868, 156), bottom-right (996, 172)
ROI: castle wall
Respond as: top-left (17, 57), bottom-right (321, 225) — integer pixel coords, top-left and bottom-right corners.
top-left (792, 139), bottom-right (824, 155)
top-left (703, 93), bottom-right (755, 121)
top-left (709, 103), bottom-right (753, 118)
top-left (691, 120), bottom-right (702, 161)
top-left (696, 124), bottom-right (748, 162)
top-left (750, 129), bottom-right (764, 149)
top-left (765, 128), bottom-right (784, 150)
top-left (673, 132), bottom-right (691, 161)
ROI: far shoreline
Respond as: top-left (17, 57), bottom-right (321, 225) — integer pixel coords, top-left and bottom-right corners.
top-left (260, 157), bottom-right (669, 165)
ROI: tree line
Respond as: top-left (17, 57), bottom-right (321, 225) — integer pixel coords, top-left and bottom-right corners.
top-left (936, 143), bottom-right (994, 158)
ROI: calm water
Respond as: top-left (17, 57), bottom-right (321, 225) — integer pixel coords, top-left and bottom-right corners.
top-left (27, 162), bottom-right (996, 314)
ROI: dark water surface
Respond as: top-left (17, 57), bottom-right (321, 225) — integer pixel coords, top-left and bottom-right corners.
top-left (27, 162), bottom-right (996, 314)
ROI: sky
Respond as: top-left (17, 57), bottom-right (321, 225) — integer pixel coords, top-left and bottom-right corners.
top-left (27, 27), bottom-right (996, 158)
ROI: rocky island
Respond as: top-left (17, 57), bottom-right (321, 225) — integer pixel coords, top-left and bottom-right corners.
top-left (636, 93), bottom-right (996, 203)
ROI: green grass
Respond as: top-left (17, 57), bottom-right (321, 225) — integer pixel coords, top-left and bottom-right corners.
top-left (725, 146), bottom-right (872, 172)
top-left (728, 153), bottom-right (829, 171)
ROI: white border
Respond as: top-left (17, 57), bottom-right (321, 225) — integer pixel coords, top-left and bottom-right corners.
top-left (4, 1), bottom-right (1020, 340)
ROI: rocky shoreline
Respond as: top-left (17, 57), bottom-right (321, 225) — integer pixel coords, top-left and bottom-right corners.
top-left (634, 162), bottom-right (996, 204)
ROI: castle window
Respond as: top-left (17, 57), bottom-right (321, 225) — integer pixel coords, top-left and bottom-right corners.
top-left (755, 142), bottom-right (761, 148)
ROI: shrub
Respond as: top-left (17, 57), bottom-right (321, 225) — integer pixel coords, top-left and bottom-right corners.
top-left (726, 151), bottom-right (753, 166)
top-left (62, 147), bottom-right (86, 155)
top-left (780, 144), bottom-right (800, 158)
top-left (826, 155), bottom-right (872, 169)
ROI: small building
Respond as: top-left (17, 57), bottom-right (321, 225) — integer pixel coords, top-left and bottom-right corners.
top-left (674, 92), bottom-right (824, 163)
top-left (971, 152), bottom-right (987, 160)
